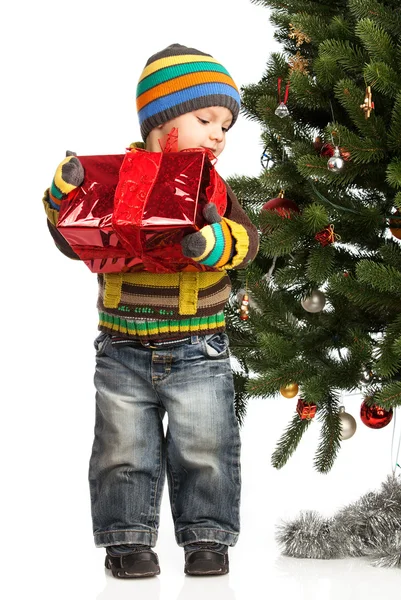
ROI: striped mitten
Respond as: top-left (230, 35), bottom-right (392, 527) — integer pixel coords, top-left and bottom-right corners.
top-left (48, 150), bottom-right (84, 210)
top-left (181, 203), bottom-right (234, 268)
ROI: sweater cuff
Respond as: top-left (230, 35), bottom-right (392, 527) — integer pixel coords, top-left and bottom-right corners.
top-left (221, 218), bottom-right (250, 269)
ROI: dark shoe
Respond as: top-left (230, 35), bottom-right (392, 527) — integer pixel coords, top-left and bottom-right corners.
top-left (184, 542), bottom-right (229, 576)
top-left (105, 545), bottom-right (160, 578)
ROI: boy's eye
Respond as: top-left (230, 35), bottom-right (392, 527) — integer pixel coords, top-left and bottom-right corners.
top-left (222, 127), bottom-right (229, 133)
top-left (197, 117), bottom-right (209, 124)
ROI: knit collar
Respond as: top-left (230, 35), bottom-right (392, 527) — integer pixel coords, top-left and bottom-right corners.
top-left (129, 141), bottom-right (146, 149)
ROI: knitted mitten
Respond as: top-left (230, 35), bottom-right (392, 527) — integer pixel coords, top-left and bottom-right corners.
top-left (180, 203), bottom-right (234, 268)
top-left (48, 150), bottom-right (84, 210)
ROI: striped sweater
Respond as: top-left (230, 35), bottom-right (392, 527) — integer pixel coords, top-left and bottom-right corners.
top-left (43, 151), bottom-right (259, 342)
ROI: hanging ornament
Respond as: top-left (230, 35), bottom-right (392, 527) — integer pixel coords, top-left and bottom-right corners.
top-left (316, 141), bottom-right (350, 163)
top-left (338, 406), bottom-right (357, 440)
top-left (237, 288), bottom-right (250, 321)
top-left (280, 383), bottom-right (299, 398)
top-left (275, 78), bottom-right (290, 118)
top-left (288, 51), bottom-right (310, 75)
top-left (296, 398), bottom-right (317, 420)
top-left (313, 136), bottom-right (324, 152)
top-left (236, 288), bottom-right (260, 313)
top-left (288, 23), bottom-right (311, 47)
top-left (301, 290), bottom-right (326, 313)
top-left (389, 210), bottom-right (401, 240)
top-left (320, 142), bottom-right (335, 157)
top-left (327, 147), bottom-right (344, 172)
top-left (360, 398), bottom-right (393, 429)
top-left (260, 146), bottom-right (274, 170)
top-left (314, 224), bottom-right (340, 247)
top-left (262, 190), bottom-right (300, 218)
top-left (360, 86), bottom-right (374, 119)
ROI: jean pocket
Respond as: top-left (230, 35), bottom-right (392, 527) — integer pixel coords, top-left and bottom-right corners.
top-left (93, 332), bottom-right (110, 357)
top-left (203, 332), bottom-right (230, 358)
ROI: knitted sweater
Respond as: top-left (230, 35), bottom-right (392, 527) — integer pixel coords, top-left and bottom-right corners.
top-left (43, 149), bottom-right (259, 342)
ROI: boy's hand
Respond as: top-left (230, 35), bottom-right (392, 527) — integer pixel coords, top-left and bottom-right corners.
top-left (180, 202), bottom-right (234, 267)
top-left (49, 151), bottom-right (84, 210)
top-left (61, 151), bottom-right (85, 188)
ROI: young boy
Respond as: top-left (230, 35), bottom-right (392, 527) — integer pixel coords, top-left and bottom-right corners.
top-left (43, 43), bottom-right (259, 578)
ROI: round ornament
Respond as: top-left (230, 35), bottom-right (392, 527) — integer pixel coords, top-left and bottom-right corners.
top-left (320, 143), bottom-right (335, 157)
top-left (301, 290), bottom-right (326, 313)
top-left (262, 194), bottom-right (300, 218)
top-left (280, 383), bottom-right (299, 398)
top-left (338, 406), bottom-right (357, 440)
top-left (389, 210), bottom-right (401, 240)
top-left (313, 136), bottom-right (323, 152)
top-left (360, 398), bottom-right (393, 429)
top-left (327, 147), bottom-right (344, 172)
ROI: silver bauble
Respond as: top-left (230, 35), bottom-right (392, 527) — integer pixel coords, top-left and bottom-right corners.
top-left (301, 290), bottom-right (326, 313)
top-left (327, 147), bottom-right (344, 172)
top-left (339, 406), bottom-right (357, 440)
top-left (275, 102), bottom-right (290, 118)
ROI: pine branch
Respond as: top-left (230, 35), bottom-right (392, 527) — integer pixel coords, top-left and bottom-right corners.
top-left (355, 18), bottom-right (398, 67)
top-left (375, 381), bottom-right (401, 409)
top-left (314, 400), bottom-right (342, 473)
top-left (271, 412), bottom-right (313, 469)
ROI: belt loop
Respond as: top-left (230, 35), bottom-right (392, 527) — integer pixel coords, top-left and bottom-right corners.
top-left (191, 335), bottom-right (199, 344)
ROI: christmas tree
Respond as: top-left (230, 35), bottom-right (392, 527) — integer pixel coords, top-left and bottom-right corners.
top-left (226, 0), bottom-right (401, 472)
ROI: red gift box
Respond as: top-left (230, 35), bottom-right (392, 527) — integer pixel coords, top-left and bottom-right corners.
top-left (112, 130), bottom-right (227, 273)
top-left (57, 129), bottom-right (227, 274)
top-left (57, 154), bottom-right (143, 273)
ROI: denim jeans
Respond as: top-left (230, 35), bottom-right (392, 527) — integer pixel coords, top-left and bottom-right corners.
top-left (89, 331), bottom-right (241, 548)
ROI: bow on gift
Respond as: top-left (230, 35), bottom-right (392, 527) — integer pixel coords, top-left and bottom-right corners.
top-left (112, 128), bottom-right (228, 273)
top-left (314, 224), bottom-right (341, 246)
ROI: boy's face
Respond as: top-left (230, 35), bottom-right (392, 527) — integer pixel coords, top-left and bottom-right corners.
top-left (150, 106), bottom-right (233, 158)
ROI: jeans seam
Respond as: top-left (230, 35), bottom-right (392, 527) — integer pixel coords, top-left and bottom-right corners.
top-left (149, 422), bottom-right (165, 530)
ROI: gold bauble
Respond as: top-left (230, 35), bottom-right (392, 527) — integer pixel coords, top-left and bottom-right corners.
top-left (280, 383), bottom-right (299, 398)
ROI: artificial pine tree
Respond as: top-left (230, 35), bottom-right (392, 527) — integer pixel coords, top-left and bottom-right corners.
top-left (226, 0), bottom-right (401, 473)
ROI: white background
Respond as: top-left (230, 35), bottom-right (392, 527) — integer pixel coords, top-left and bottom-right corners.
top-left (1, 0), bottom-right (400, 598)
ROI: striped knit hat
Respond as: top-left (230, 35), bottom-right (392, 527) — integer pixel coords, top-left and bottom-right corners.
top-left (136, 43), bottom-right (241, 141)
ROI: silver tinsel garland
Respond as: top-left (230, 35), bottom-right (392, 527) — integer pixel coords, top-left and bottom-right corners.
top-left (276, 475), bottom-right (401, 568)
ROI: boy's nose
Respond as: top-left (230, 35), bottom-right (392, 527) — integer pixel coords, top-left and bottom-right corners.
top-left (210, 127), bottom-right (223, 143)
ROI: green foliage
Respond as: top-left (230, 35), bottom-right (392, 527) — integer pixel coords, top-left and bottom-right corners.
top-left (306, 245), bottom-right (336, 283)
top-left (388, 92), bottom-right (401, 151)
top-left (355, 18), bottom-right (397, 66)
top-left (386, 159), bottom-right (401, 188)
top-left (318, 39), bottom-right (367, 76)
top-left (348, 0), bottom-right (401, 37)
top-left (226, 0), bottom-right (401, 473)
top-left (314, 398), bottom-right (342, 472)
top-left (271, 413), bottom-right (312, 470)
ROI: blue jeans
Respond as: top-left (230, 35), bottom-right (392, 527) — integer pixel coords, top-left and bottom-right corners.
top-left (89, 332), bottom-right (241, 548)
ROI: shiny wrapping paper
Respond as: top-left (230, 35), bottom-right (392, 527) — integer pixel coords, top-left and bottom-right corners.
top-left (57, 131), bottom-right (227, 273)
top-left (112, 141), bottom-right (227, 273)
top-left (56, 154), bottom-right (142, 273)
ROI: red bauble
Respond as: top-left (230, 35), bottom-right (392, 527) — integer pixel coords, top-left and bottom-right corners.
top-left (262, 196), bottom-right (300, 218)
top-left (320, 143), bottom-right (335, 157)
top-left (360, 398), bottom-right (393, 429)
top-left (319, 143), bottom-right (350, 161)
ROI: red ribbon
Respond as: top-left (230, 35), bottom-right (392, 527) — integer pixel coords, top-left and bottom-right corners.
top-left (278, 78), bottom-right (290, 104)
